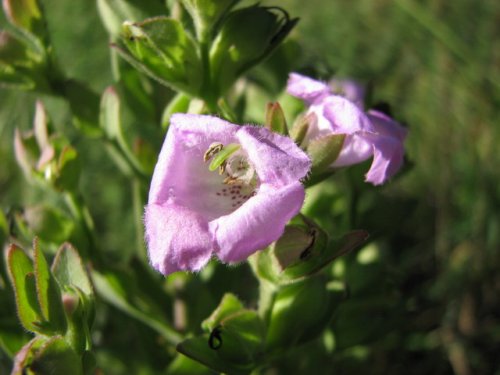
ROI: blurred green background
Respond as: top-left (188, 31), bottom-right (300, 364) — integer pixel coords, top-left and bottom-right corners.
top-left (1, 0), bottom-right (499, 374)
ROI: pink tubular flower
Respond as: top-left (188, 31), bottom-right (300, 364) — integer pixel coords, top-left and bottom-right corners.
top-left (287, 73), bottom-right (407, 185)
top-left (144, 114), bottom-right (311, 275)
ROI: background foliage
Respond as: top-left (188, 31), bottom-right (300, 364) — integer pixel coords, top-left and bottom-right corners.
top-left (1, 0), bottom-right (499, 374)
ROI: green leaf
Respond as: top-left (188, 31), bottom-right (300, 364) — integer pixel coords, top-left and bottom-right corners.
top-left (24, 205), bottom-right (74, 244)
top-left (265, 102), bottom-right (288, 135)
top-left (33, 238), bottom-right (66, 333)
top-left (0, 210), bottom-right (7, 248)
top-left (307, 134), bottom-right (346, 174)
top-left (3, 0), bottom-right (45, 39)
top-left (55, 79), bottom-right (101, 137)
top-left (29, 335), bottom-right (83, 375)
top-left (97, 0), bottom-right (165, 37)
top-left (213, 310), bottom-right (264, 364)
top-left (51, 243), bottom-right (92, 297)
top-left (177, 335), bottom-right (251, 375)
top-left (99, 86), bottom-right (121, 140)
top-left (0, 31), bottom-right (30, 64)
top-left (162, 93), bottom-right (191, 129)
top-left (167, 353), bottom-right (217, 375)
top-left (209, 5), bottom-right (298, 95)
top-left (6, 244), bottom-right (43, 332)
top-left (121, 17), bottom-right (202, 95)
top-left (180, 0), bottom-right (241, 40)
top-left (55, 145), bottom-right (80, 192)
top-left (91, 269), bottom-right (182, 345)
top-left (201, 293), bottom-right (244, 331)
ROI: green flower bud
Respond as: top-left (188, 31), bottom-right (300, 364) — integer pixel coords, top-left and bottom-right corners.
top-left (265, 276), bottom-right (346, 351)
top-left (290, 112), bottom-right (315, 148)
top-left (209, 5), bottom-right (298, 95)
top-left (265, 102), bottom-right (288, 135)
top-left (251, 215), bottom-right (369, 285)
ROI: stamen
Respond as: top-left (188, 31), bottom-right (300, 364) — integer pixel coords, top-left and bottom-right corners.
top-left (208, 143), bottom-right (240, 172)
top-left (204, 143), bottom-right (223, 162)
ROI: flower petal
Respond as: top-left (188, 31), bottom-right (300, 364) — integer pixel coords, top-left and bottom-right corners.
top-left (210, 182), bottom-right (305, 263)
top-left (322, 95), bottom-right (374, 134)
top-left (236, 126), bottom-right (311, 186)
top-left (364, 135), bottom-right (405, 185)
top-left (329, 78), bottom-right (366, 108)
top-left (368, 110), bottom-right (408, 141)
top-left (145, 202), bottom-right (213, 275)
top-left (287, 73), bottom-right (330, 104)
top-left (149, 114), bottom-right (240, 204)
top-left (332, 133), bottom-right (373, 167)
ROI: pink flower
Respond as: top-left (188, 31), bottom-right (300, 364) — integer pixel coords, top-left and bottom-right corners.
top-left (145, 114), bottom-right (311, 275)
top-left (287, 73), bottom-right (407, 185)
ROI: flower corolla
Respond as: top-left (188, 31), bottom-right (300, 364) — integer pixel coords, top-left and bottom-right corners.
top-left (287, 73), bottom-right (407, 185)
top-left (145, 114), bottom-right (311, 275)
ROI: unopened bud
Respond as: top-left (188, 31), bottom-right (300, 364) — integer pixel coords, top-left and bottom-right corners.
top-left (62, 293), bottom-right (79, 316)
top-left (265, 276), bottom-right (346, 351)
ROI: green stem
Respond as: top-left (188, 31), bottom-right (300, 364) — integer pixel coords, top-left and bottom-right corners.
top-left (258, 280), bottom-right (277, 324)
top-left (199, 40), bottom-right (219, 112)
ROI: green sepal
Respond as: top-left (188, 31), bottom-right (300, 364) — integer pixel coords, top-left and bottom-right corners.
top-left (121, 17), bottom-right (203, 95)
top-left (307, 134), bottom-right (346, 174)
top-left (290, 112), bottom-right (315, 148)
top-left (33, 238), bottom-right (66, 333)
top-left (251, 216), bottom-right (369, 285)
top-left (265, 276), bottom-right (347, 352)
top-left (265, 102), bottom-right (288, 135)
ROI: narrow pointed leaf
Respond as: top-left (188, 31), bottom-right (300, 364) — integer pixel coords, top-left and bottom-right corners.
top-left (6, 244), bottom-right (43, 332)
top-left (33, 238), bottom-right (66, 333)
